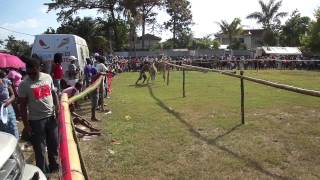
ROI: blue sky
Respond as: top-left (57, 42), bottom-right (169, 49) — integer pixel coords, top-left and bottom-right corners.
top-left (0, 0), bottom-right (319, 45)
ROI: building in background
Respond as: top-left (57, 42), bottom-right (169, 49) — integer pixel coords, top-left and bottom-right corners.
top-left (215, 29), bottom-right (265, 50)
top-left (135, 34), bottom-right (161, 50)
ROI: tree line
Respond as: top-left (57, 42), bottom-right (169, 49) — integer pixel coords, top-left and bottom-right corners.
top-left (1, 0), bottom-right (319, 56)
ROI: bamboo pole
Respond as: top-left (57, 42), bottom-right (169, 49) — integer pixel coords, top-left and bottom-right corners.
top-left (59, 94), bottom-right (85, 180)
top-left (69, 76), bottom-right (104, 104)
top-left (178, 64), bottom-right (320, 98)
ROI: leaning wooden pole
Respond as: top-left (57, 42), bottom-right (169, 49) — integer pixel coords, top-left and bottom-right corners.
top-left (183, 69), bottom-right (186, 98)
top-left (240, 71), bottom-right (245, 124)
top-left (180, 64), bottom-right (320, 98)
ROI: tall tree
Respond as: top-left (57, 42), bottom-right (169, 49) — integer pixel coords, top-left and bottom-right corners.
top-left (4, 35), bottom-right (31, 56)
top-left (247, 0), bottom-right (287, 45)
top-left (44, 27), bottom-right (56, 34)
top-left (280, 10), bottom-right (310, 47)
top-left (45, 0), bottom-right (122, 49)
top-left (122, 0), bottom-right (141, 52)
top-left (217, 18), bottom-right (243, 49)
top-left (164, 0), bottom-right (193, 48)
top-left (135, 0), bottom-right (164, 49)
top-left (96, 17), bottom-right (129, 51)
top-left (301, 8), bottom-right (320, 53)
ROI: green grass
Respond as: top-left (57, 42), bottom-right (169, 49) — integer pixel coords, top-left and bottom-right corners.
top-left (79, 70), bottom-right (320, 180)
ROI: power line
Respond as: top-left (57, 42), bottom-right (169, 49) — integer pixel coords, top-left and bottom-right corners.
top-left (0, 26), bottom-right (35, 37)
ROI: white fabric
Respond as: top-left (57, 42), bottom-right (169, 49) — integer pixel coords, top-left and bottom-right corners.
top-left (261, 47), bottom-right (302, 55)
top-left (1, 104), bottom-right (8, 124)
top-left (96, 63), bottom-right (108, 73)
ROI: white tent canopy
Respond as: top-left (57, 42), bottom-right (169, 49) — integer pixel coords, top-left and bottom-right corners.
top-left (259, 46), bottom-right (302, 55)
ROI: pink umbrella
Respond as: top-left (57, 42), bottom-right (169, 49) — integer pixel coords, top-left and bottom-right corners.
top-left (0, 53), bottom-right (26, 69)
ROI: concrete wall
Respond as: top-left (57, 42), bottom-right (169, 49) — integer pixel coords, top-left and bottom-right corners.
top-left (113, 49), bottom-right (255, 58)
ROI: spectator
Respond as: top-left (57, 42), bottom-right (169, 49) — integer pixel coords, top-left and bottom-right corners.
top-left (7, 69), bottom-right (22, 119)
top-left (62, 82), bottom-right (82, 109)
top-left (7, 69), bottom-right (22, 94)
top-left (68, 56), bottom-right (78, 79)
top-left (52, 53), bottom-right (64, 93)
top-left (84, 58), bottom-right (93, 89)
top-left (18, 57), bottom-right (60, 176)
top-left (0, 70), bottom-right (18, 139)
top-left (95, 56), bottom-right (108, 111)
top-left (90, 69), bottom-right (100, 122)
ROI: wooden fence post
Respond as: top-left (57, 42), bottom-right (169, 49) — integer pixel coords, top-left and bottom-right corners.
top-left (163, 63), bottom-right (166, 82)
top-left (183, 69), bottom-right (186, 98)
top-left (101, 76), bottom-right (105, 111)
top-left (167, 67), bottom-right (170, 86)
top-left (240, 70), bottom-right (245, 124)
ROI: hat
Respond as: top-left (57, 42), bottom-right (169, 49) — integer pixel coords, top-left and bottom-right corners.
top-left (69, 56), bottom-right (77, 61)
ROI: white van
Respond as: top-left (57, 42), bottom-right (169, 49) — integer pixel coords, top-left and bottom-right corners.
top-left (31, 34), bottom-right (90, 81)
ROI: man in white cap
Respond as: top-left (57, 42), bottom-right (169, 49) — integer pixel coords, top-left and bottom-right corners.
top-left (68, 56), bottom-right (78, 79)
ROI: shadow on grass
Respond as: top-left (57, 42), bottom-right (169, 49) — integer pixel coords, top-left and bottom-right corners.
top-left (147, 85), bottom-right (289, 180)
top-left (129, 84), bottom-right (149, 88)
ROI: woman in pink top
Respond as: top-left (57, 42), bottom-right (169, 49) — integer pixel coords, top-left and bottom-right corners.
top-left (7, 69), bottom-right (22, 94)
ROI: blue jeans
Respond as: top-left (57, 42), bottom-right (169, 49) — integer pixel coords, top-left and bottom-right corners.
top-left (29, 116), bottom-right (59, 175)
top-left (0, 105), bottom-right (19, 139)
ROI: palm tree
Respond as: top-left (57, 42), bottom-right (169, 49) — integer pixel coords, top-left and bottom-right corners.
top-left (217, 18), bottom-right (243, 49)
top-left (247, 0), bottom-right (287, 30)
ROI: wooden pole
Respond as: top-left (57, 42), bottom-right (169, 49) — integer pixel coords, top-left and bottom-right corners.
top-left (101, 76), bottom-right (105, 111)
top-left (183, 69), bottom-right (186, 98)
top-left (163, 63), bottom-right (166, 82)
top-left (180, 64), bottom-right (320, 98)
top-left (240, 71), bottom-right (245, 124)
top-left (167, 67), bottom-right (170, 86)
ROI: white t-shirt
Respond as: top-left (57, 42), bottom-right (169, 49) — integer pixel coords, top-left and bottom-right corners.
top-left (96, 63), bottom-right (108, 73)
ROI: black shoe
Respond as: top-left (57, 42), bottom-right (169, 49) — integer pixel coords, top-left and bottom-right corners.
top-left (49, 165), bottom-right (59, 173)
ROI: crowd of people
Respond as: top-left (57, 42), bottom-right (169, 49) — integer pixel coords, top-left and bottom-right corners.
top-left (87, 55), bottom-right (320, 74)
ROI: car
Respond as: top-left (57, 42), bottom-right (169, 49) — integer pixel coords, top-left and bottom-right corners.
top-left (0, 132), bottom-right (47, 180)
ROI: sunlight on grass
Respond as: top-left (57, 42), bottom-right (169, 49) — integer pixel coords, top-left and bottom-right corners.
top-left (80, 70), bottom-right (320, 179)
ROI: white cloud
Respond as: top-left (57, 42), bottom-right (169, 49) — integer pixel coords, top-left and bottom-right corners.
top-left (2, 18), bottom-right (41, 29)
top-left (40, 6), bottom-right (48, 14)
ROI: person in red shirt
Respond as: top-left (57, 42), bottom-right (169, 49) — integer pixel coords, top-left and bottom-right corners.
top-left (52, 53), bottom-right (64, 93)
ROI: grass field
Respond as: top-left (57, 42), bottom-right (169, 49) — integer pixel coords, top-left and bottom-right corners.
top-left (78, 70), bottom-right (320, 180)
